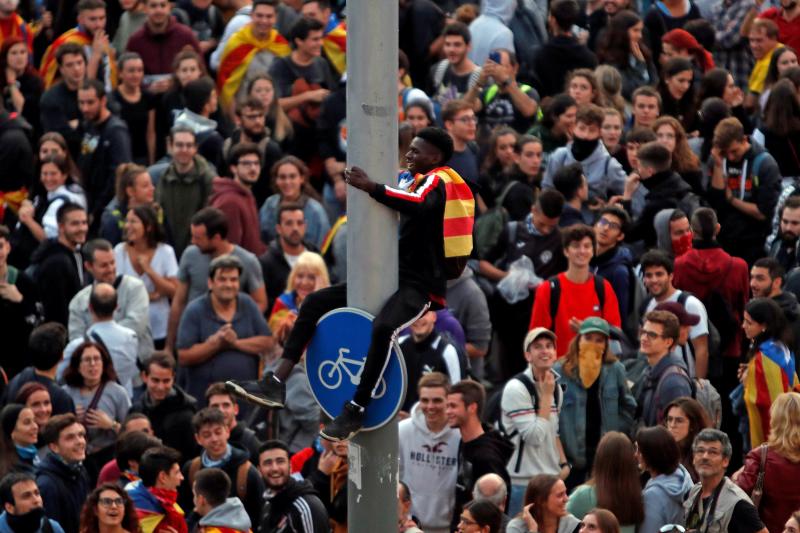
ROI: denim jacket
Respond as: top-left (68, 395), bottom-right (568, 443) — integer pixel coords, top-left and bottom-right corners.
top-left (555, 360), bottom-right (636, 469)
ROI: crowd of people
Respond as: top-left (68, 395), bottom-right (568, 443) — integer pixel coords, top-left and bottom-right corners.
top-left (0, 0), bottom-right (800, 531)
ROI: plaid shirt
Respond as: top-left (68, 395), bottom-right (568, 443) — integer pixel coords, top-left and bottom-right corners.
top-left (712, 0), bottom-right (756, 88)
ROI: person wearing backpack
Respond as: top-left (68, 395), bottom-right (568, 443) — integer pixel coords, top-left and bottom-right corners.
top-left (554, 317), bottom-right (636, 490)
top-left (179, 408), bottom-right (265, 529)
top-left (529, 224), bottom-right (621, 357)
top-left (499, 327), bottom-right (568, 516)
top-left (591, 206), bottom-right (638, 330)
top-left (636, 310), bottom-right (694, 427)
top-left (641, 250), bottom-right (710, 379)
top-left (426, 22), bottom-right (481, 117)
top-left (707, 117), bottom-right (782, 266)
top-left (616, 142), bottom-right (698, 250)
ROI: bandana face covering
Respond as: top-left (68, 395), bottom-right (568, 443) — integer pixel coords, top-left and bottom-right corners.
top-left (672, 231), bottom-right (693, 256)
top-left (7, 506), bottom-right (45, 533)
top-left (578, 339), bottom-right (605, 388)
top-left (571, 137), bottom-right (600, 161)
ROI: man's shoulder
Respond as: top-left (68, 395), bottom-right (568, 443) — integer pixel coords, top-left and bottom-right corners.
top-left (231, 245), bottom-right (261, 269)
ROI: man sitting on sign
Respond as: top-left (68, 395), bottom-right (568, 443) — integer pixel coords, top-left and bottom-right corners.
top-left (227, 126), bottom-right (474, 442)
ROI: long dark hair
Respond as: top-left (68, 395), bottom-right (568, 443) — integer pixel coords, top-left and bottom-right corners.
top-left (63, 341), bottom-right (119, 388)
top-left (0, 37), bottom-right (39, 91)
top-left (79, 484), bottom-right (141, 533)
top-left (597, 11), bottom-right (650, 66)
top-left (663, 396), bottom-right (712, 478)
top-left (658, 57), bottom-right (697, 130)
top-left (590, 432), bottom-right (645, 525)
top-left (763, 79), bottom-right (800, 136)
top-left (745, 297), bottom-right (794, 357)
top-left (765, 46), bottom-right (798, 90)
top-left (698, 68), bottom-right (731, 102)
top-left (130, 204), bottom-right (166, 248)
top-left (523, 475), bottom-right (562, 525)
top-left (462, 500), bottom-right (503, 533)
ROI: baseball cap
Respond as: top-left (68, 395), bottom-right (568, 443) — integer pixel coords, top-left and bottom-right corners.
top-left (578, 316), bottom-right (610, 336)
top-left (654, 301), bottom-right (700, 326)
top-left (523, 327), bottom-right (556, 351)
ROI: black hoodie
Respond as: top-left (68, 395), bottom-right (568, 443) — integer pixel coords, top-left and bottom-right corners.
top-left (260, 477), bottom-right (329, 533)
top-left (625, 170), bottom-right (693, 248)
top-left (531, 35), bottom-right (598, 98)
top-left (29, 238), bottom-right (84, 326)
top-left (130, 386), bottom-right (198, 462)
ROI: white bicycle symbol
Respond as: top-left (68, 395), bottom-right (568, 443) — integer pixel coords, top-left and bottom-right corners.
top-left (318, 347), bottom-right (388, 399)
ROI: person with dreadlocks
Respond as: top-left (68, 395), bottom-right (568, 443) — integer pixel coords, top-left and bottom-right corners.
top-left (228, 126), bottom-right (475, 442)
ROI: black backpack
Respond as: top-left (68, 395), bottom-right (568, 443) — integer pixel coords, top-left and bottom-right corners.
top-left (548, 274), bottom-right (606, 320)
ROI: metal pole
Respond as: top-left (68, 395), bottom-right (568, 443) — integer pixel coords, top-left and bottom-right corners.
top-left (345, 0), bottom-right (399, 530)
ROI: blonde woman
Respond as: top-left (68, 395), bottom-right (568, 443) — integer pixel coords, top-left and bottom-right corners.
top-left (736, 392), bottom-right (800, 533)
top-left (269, 251), bottom-right (331, 344)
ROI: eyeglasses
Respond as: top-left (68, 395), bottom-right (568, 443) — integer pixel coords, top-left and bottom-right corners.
top-left (454, 116), bottom-right (478, 124)
top-left (596, 217), bottom-right (622, 231)
top-left (639, 328), bottom-right (664, 340)
top-left (660, 525), bottom-right (686, 533)
top-left (98, 497), bottom-right (124, 508)
top-left (694, 447), bottom-right (722, 457)
top-left (80, 356), bottom-right (103, 366)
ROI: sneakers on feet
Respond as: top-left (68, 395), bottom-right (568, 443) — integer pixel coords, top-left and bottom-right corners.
top-left (225, 371), bottom-right (286, 408)
top-left (320, 402), bottom-right (365, 442)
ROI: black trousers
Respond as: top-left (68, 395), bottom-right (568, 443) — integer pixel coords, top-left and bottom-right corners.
top-left (282, 283), bottom-right (431, 407)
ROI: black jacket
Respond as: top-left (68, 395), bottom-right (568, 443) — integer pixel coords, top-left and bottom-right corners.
top-left (78, 114), bottom-right (132, 227)
top-left (180, 446), bottom-right (265, 529)
top-left (29, 238), bottom-right (84, 326)
top-left (39, 83), bottom-right (81, 158)
top-left (773, 290), bottom-right (800, 375)
top-left (36, 452), bottom-right (90, 533)
top-left (230, 424), bottom-right (262, 464)
top-left (0, 111), bottom-right (34, 199)
top-left (260, 477), bottom-right (329, 533)
top-left (625, 170), bottom-right (693, 248)
top-left (531, 35), bottom-right (598, 98)
top-left (0, 266), bottom-right (38, 377)
top-left (370, 172), bottom-right (448, 302)
top-left (130, 386), bottom-right (198, 462)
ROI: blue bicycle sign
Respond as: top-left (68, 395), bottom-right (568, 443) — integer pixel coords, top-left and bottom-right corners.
top-left (306, 308), bottom-right (406, 430)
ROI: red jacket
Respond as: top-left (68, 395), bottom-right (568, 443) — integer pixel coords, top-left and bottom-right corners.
top-left (736, 446), bottom-right (800, 533)
top-left (126, 17), bottom-right (201, 75)
top-left (209, 177), bottom-right (267, 256)
top-left (673, 243), bottom-right (749, 357)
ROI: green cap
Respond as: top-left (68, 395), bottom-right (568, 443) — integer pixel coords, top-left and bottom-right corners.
top-left (578, 316), bottom-right (610, 337)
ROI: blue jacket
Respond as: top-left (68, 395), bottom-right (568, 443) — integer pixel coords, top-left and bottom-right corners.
top-left (0, 511), bottom-right (65, 533)
top-left (35, 453), bottom-right (90, 533)
top-left (641, 465), bottom-right (693, 533)
top-left (555, 360), bottom-right (637, 469)
top-left (592, 245), bottom-right (635, 320)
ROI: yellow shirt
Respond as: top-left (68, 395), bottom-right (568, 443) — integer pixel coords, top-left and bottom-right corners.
top-left (748, 44), bottom-right (781, 94)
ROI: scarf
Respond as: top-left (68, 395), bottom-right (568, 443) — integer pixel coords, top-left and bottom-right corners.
top-left (148, 487), bottom-right (188, 533)
top-left (201, 444), bottom-right (232, 468)
top-left (216, 25), bottom-right (290, 108)
top-left (578, 339), bottom-right (605, 388)
top-left (15, 444), bottom-right (37, 461)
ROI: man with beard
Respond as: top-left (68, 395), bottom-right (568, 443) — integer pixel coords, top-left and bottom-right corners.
top-left (209, 143), bottom-right (267, 256)
top-left (769, 196), bottom-right (800, 271)
top-left (36, 414), bottom-right (90, 533)
top-left (755, 0), bottom-right (800, 52)
top-left (222, 98), bottom-right (283, 206)
top-left (258, 440), bottom-right (329, 533)
top-left (77, 79), bottom-right (132, 231)
top-left (259, 203), bottom-right (313, 311)
top-left (427, 22), bottom-right (481, 112)
top-left (176, 255), bottom-right (271, 407)
top-left (749, 257), bottom-right (800, 371)
top-left (165, 207), bottom-right (266, 355)
top-left (543, 104), bottom-right (626, 204)
top-left (683, 429), bottom-right (766, 533)
top-left (39, 0), bottom-right (116, 90)
top-left (0, 474), bottom-right (65, 533)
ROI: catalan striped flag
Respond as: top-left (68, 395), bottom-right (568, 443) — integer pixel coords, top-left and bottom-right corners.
top-left (217, 24), bottom-right (290, 109)
top-left (744, 339), bottom-right (799, 448)
top-left (269, 291), bottom-right (299, 333)
top-left (40, 28), bottom-right (118, 89)
top-left (0, 15), bottom-right (32, 52)
top-left (126, 481), bottom-right (187, 533)
top-left (429, 166), bottom-right (474, 259)
top-left (322, 14), bottom-right (346, 75)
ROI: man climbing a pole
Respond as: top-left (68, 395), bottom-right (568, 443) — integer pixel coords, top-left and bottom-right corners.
top-left (227, 126), bottom-right (474, 442)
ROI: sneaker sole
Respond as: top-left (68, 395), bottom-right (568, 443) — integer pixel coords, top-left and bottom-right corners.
top-left (224, 381), bottom-right (285, 409)
top-left (319, 427), bottom-right (360, 442)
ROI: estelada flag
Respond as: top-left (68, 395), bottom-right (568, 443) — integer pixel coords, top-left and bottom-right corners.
top-left (39, 27), bottom-right (118, 89)
top-left (322, 16), bottom-right (346, 75)
top-left (217, 25), bottom-right (290, 108)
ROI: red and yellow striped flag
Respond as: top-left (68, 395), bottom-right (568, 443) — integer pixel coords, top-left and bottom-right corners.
top-left (217, 25), bottom-right (290, 109)
top-left (322, 18), bottom-right (346, 75)
top-left (427, 166), bottom-right (474, 258)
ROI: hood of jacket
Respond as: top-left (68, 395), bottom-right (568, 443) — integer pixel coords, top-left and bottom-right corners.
top-left (645, 464), bottom-right (693, 501)
top-left (481, 0), bottom-right (515, 23)
top-left (678, 245), bottom-right (733, 285)
top-left (654, 208), bottom-right (677, 254)
top-left (199, 498), bottom-right (251, 532)
top-left (774, 291), bottom-right (800, 321)
top-left (210, 177), bottom-right (251, 202)
top-left (173, 109), bottom-right (218, 135)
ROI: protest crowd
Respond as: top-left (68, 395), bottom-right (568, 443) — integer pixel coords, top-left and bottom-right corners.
top-left (1, 0), bottom-right (800, 531)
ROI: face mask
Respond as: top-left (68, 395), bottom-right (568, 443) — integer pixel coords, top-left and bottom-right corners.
top-left (7, 506), bottom-right (45, 533)
top-left (571, 137), bottom-right (600, 161)
top-left (672, 231), bottom-right (693, 256)
top-left (578, 338), bottom-right (605, 388)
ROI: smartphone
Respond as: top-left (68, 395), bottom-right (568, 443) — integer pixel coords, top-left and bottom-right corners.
top-left (489, 51), bottom-right (501, 63)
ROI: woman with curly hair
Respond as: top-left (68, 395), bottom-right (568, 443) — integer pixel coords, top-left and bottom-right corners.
top-left (79, 484), bottom-right (141, 533)
top-left (567, 432), bottom-right (644, 533)
top-left (736, 392), bottom-right (800, 533)
top-left (663, 397), bottom-right (711, 481)
top-left (652, 116), bottom-right (703, 193)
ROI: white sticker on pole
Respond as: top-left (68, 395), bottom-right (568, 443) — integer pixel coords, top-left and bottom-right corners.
top-left (348, 441), bottom-right (362, 491)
